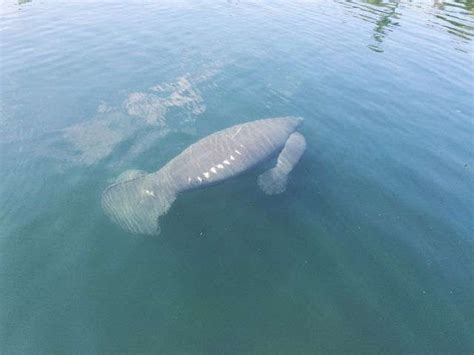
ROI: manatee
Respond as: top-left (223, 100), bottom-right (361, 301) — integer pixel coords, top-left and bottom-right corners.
top-left (102, 117), bottom-right (306, 235)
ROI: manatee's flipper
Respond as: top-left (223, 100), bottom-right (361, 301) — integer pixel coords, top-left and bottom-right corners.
top-left (258, 132), bottom-right (306, 195)
top-left (102, 174), bottom-right (176, 235)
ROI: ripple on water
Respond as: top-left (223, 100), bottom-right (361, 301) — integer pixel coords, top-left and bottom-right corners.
top-left (0, 1), bottom-right (473, 354)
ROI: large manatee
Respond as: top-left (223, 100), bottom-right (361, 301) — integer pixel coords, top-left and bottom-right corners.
top-left (102, 117), bottom-right (306, 235)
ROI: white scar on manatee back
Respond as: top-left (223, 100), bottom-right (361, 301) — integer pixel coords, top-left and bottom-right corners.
top-left (102, 117), bottom-right (306, 235)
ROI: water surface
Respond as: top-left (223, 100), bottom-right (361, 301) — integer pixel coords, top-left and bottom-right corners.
top-left (1, 0), bottom-right (473, 353)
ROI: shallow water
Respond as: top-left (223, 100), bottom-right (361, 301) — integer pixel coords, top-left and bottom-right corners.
top-left (1, 0), bottom-right (473, 353)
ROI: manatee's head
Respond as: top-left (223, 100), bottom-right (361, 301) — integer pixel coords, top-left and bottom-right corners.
top-left (288, 116), bottom-right (304, 130)
top-left (270, 116), bottom-right (304, 135)
top-left (101, 173), bottom-right (175, 235)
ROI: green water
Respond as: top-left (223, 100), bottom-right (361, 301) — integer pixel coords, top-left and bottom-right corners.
top-left (1, 0), bottom-right (473, 353)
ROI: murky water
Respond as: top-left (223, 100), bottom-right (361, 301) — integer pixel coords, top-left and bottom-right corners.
top-left (1, 1), bottom-right (473, 353)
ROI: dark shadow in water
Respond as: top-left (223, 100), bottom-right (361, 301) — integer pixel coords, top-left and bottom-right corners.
top-left (432, 0), bottom-right (474, 41)
top-left (341, 0), bottom-right (401, 53)
top-left (366, 1), bottom-right (401, 52)
top-left (341, 0), bottom-right (473, 53)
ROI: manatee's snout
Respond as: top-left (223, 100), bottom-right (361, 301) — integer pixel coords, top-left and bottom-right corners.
top-left (292, 116), bottom-right (304, 126)
top-left (279, 116), bottom-right (304, 131)
top-left (101, 175), bottom-right (175, 235)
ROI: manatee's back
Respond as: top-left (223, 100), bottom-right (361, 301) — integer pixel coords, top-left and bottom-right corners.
top-left (162, 116), bottom-right (302, 191)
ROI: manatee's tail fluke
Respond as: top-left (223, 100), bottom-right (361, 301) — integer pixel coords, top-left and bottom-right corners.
top-left (101, 173), bottom-right (176, 235)
top-left (258, 131), bottom-right (306, 195)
